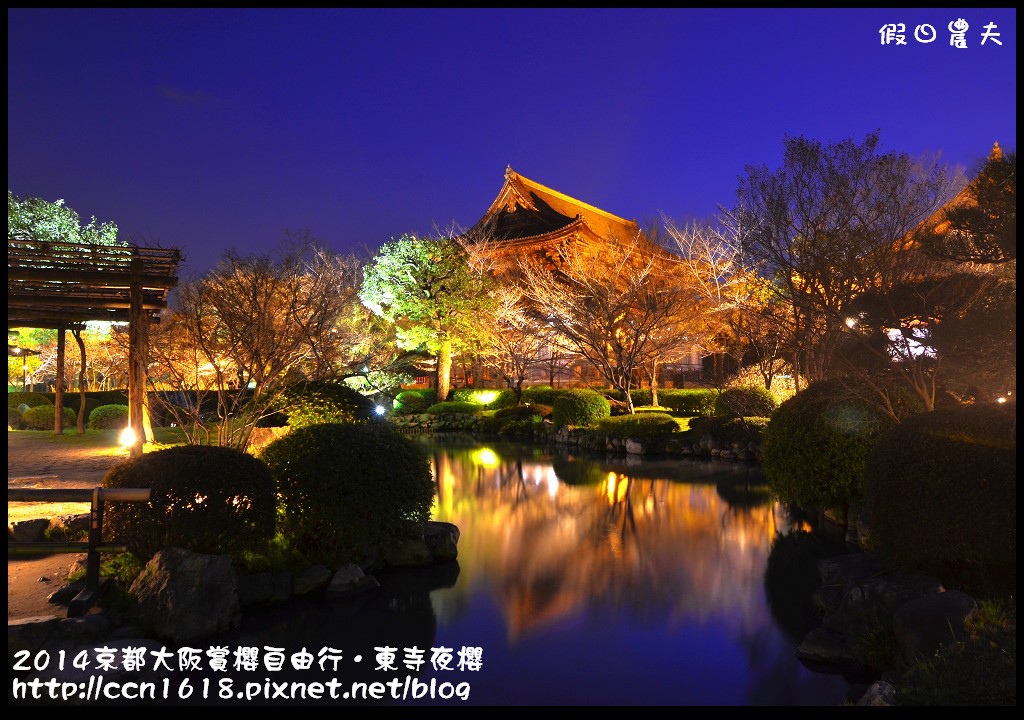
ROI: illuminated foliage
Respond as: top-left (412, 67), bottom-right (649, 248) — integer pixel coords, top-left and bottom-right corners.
top-left (8, 190), bottom-right (119, 246)
top-left (519, 234), bottom-right (695, 413)
top-left (360, 233), bottom-right (495, 404)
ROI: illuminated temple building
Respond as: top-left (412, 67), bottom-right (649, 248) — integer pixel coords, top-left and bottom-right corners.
top-left (436, 166), bottom-right (704, 389)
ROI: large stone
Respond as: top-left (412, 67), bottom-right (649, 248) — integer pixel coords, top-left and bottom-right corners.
top-left (47, 579), bottom-right (86, 606)
top-left (47, 513), bottom-right (90, 540)
top-left (7, 616), bottom-right (62, 665)
top-left (856, 680), bottom-right (897, 706)
top-left (822, 572), bottom-right (944, 636)
top-left (237, 570), bottom-right (293, 608)
top-left (424, 521), bottom-right (460, 561)
top-left (892, 590), bottom-right (978, 665)
top-left (9, 518), bottom-right (49, 542)
top-left (324, 564), bottom-right (380, 599)
top-left (128, 548), bottom-right (241, 643)
top-left (624, 438), bottom-right (648, 455)
top-left (383, 536), bottom-right (433, 567)
top-left (293, 564), bottom-right (334, 595)
top-left (795, 626), bottom-right (866, 673)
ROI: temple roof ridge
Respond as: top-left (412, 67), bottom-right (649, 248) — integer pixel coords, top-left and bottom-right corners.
top-left (505, 166), bottom-right (638, 230)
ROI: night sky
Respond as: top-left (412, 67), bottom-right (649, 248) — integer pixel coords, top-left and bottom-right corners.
top-left (7, 8), bottom-right (1017, 278)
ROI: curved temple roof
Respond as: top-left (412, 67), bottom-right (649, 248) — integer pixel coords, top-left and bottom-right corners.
top-left (466, 166), bottom-right (644, 247)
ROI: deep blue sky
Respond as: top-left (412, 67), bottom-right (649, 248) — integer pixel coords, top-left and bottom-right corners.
top-left (8, 8), bottom-right (1017, 278)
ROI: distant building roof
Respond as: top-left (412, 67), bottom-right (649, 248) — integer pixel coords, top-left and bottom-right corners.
top-left (466, 166), bottom-right (644, 247)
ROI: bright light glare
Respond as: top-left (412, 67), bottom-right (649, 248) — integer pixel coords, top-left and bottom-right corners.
top-left (119, 426), bottom-right (136, 447)
top-left (997, 397), bottom-right (1007, 404)
top-left (475, 391), bottom-right (498, 405)
top-left (472, 448), bottom-right (499, 468)
top-left (375, 405), bottom-right (387, 415)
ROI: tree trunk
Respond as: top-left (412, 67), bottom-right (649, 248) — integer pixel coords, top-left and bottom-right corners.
top-left (72, 328), bottom-right (87, 434)
top-left (436, 338), bottom-right (453, 403)
top-left (54, 328), bottom-right (66, 434)
top-left (649, 360), bottom-right (660, 408)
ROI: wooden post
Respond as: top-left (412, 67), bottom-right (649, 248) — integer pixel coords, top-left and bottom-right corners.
top-left (128, 259), bottom-right (147, 458)
top-left (54, 327), bottom-right (66, 434)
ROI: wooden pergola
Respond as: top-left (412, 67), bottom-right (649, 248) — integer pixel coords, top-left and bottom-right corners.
top-left (8, 239), bottom-right (181, 456)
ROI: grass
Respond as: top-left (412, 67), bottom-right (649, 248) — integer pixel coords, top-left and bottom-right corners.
top-left (896, 597), bottom-right (1016, 705)
top-left (631, 407), bottom-right (694, 432)
top-left (8, 426), bottom-right (188, 454)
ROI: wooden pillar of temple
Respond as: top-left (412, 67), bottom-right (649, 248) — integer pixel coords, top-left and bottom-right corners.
top-left (127, 260), bottom-right (147, 458)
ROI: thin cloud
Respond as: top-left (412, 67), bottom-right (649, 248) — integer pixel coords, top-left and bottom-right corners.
top-left (157, 84), bottom-right (210, 106)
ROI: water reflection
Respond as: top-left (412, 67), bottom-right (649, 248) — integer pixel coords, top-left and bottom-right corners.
top-left (417, 437), bottom-right (848, 705)
top-left (189, 437), bottom-right (847, 706)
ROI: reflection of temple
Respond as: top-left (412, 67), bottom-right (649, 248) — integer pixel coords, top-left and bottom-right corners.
top-left (430, 444), bottom-right (788, 643)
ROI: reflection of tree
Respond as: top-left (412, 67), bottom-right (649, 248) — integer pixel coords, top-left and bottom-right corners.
top-left (158, 563), bottom-right (457, 707)
top-left (764, 529), bottom-right (846, 644)
top-left (551, 453), bottom-right (605, 486)
top-left (428, 441), bottom-right (790, 642)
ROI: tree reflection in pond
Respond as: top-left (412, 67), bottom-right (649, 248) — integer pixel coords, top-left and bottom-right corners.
top-left (418, 438), bottom-right (849, 705)
top-left (207, 437), bottom-right (848, 706)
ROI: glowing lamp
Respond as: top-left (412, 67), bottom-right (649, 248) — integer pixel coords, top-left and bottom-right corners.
top-left (119, 426), bottom-right (137, 448)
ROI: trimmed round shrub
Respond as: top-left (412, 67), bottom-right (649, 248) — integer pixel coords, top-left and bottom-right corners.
top-left (8, 407), bottom-right (25, 429)
top-left (659, 389), bottom-right (718, 417)
top-left (393, 389), bottom-right (437, 414)
top-left (492, 403), bottom-right (553, 437)
top-left (478, 403), bottom-right (552, 436)
top-left (88, 404), bottom-right (130, 429)
top-left (21, 405), bottom-right (76, 430)
top-left (689, 415), bottom-right (770, 447)
top-left (627, 388), bottom-right (653, 407)
top-left (715, 385), bottom-right (779, 418)
top-left (280, 380), bottom-right (375, 429)
top-left (425, 401), bottom-right (485, 414)
top-left (7, 392), bottom-right (52, 409)
top-left (762, 380), bottom-right (896, 512)
top-left (521, 386), bottom-right (567, 406)
top-left (494, 403), bottom-right (553, 422)
top-left (552, 389), bottom-right (611, 428)
top-left (594, 412), bottom-right (679, 441)
top-left (863, 401), bottom-right (1015, 585)
top-left (261, 423), bottom-right (435, 564)
top-left (101, 445), bottom-right (277, 562)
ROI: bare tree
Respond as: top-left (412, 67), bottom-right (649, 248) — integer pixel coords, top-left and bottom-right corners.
top-left (519, 234), bottom-right (691, 413)
top-left (734, 131), bottom-right (962, 390)
top-left (152, 237), bottom-right (351, 450)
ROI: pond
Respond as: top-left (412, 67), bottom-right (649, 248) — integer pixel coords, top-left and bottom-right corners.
top-left (202, 435), bottom-right (849, 707)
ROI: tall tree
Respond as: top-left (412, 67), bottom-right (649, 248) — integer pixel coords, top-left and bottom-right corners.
top-left (360, 233), bottom-right (495, 404)
top-left (921, 144), bottom-right (1015, 265)
top-left (734, 131), bottom-right (961, 388)
top-left (518, 234), bottom-right (692, 413)
top-left (153, 237), bottom-right (350, 449)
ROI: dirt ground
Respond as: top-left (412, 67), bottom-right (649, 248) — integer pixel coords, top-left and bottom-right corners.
top-left (8, 431), bottom-right (132, 621)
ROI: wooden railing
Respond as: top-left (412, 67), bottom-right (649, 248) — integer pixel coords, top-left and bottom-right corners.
top-left (8, 487), bottom-right (150, 617)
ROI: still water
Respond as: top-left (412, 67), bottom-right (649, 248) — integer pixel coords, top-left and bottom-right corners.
top-left (212, 435), bottom-right (849, 706)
